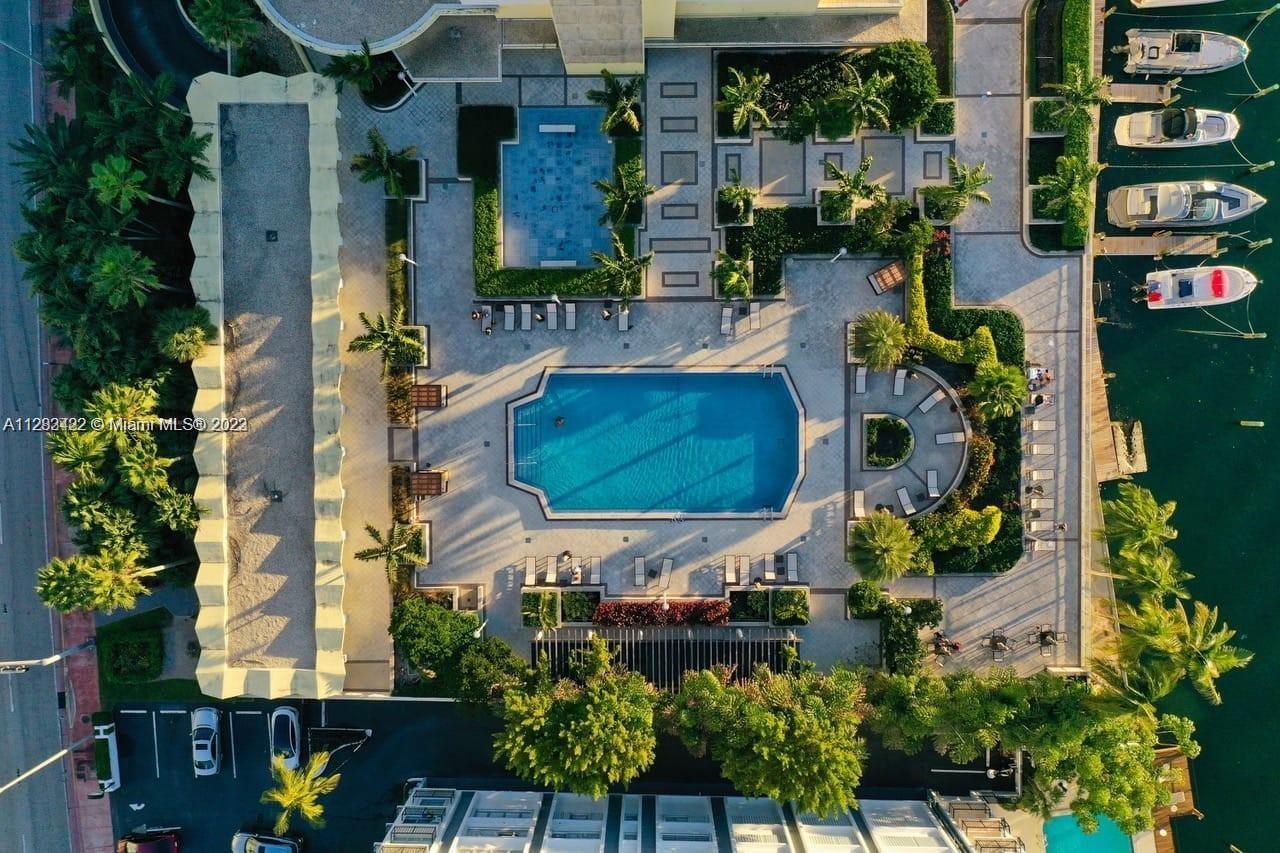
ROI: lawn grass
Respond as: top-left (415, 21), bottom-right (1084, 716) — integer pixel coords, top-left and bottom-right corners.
top-left (96, 609), bottom-right (213, 710)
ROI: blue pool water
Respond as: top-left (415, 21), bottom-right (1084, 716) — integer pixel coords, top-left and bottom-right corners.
top-left (500, 106), bottom-right (614, 268)
top-left (1044, 815), bottom-right (1132, 853)
top-left (511, 371), bottom-right (803, 515)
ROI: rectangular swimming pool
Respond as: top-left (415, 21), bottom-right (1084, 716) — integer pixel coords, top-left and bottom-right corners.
top-left (1044, 815), bottom-right (1132, 853)
top-left (500, 106), bottom-right (615, 268)
top-left (509, 369), bottom-right (804, 518)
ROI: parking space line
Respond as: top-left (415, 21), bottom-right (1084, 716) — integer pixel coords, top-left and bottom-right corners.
top-left (159, 709), bottom-right (187, 714)
top-left (229, 710), bottom-right (238, 779)
top-left (119, 709), bottom-right (148, 715)
top-left (234, 710), bottom-right (263, 715)
top-left (151, 712), bottom-right (160, 779)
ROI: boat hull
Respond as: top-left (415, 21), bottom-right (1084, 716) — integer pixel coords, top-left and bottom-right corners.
top-left (1106, 182), bottom-right (1266, 228)
top-left (1113, 109), bottom-right (1240, 148)
top-left (1123, 29), bottom-right (1249, 75)
top-left (1145, 266), bottom-right (1257, 309)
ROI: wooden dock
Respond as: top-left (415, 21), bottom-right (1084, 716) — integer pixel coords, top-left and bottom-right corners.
top-left (1094, 231), bottom-right (1225, 258)
top-left (1088, 323), bottom-right (1147, 483)
top-left (1104, 81), bottom-right (1180, 105)
top-left (1153, 748), bottom-right (1201, 853)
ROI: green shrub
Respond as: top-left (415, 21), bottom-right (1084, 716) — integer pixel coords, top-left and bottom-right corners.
top-left (1031, 186), bottom-right (1059, 221)
top-left (955, 432), bottom-right (996, 503)
top-left (730, 589), bottom-right (770, 621)
top-left (859, 40), bottom-right (940, 132)
top-left (921, 250), bottom-right (1025, 365)
top-left (391, 598), bottom-right (480, 680)
top-left (561, 590), bottom-right (601, 623)
top-left (1032, 99), bottom-right (1066, 134)
top-left (521, 591), bottom-right (560, 629)
top-left (771, 589), bottom-right (810, 626)
top-left (99, 623), bottom-right (163, 683)
top-left (1027, 137), bottom-right (1066, 184)
top-left (920, 100), bottom-right (955, 135)
top-left (914, 503), bottom-right (1003, 551)
top-left (458, 637), bottom-right (527, 705)
top-left (906, 597), bottom-right (944, 627)
top-left (1058, 0), bottom-right (1093, 248)
top-left (847, 581), bottom-right (885, 618)
top-left (865, 416), bottom-right (914, 468)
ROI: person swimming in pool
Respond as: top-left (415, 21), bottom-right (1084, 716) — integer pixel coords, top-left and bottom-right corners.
top-left (555, 416), bottom-right (565, 428)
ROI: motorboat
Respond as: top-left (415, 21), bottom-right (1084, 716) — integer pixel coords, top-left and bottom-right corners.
top-left (1122, 29), bottom-right (1249, 75)
top-left (1106, 181), bottom-right (1265, 228)
top-left (1131, 0), bottom-right (1225, 8)
top-left (1113, 108), bottom-right (1240, 148)
top-left (1145, 266), bottom-right (1257, 309)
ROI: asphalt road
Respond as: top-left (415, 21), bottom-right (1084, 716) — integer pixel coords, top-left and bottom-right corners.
top-left (0, 2), bottom-right (73, 850)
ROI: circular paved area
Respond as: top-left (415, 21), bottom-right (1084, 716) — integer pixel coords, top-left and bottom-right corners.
top-left (848, 363), bottom-right (969, 518)
top-left (258, 0), bottom-right (438, 52)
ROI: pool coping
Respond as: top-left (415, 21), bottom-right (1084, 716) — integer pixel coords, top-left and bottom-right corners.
top-left (506, 365), bottom-right (807, 521)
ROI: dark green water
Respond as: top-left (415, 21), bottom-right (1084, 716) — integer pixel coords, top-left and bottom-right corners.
top-left (1098, 4), bottom-right (1278, 849)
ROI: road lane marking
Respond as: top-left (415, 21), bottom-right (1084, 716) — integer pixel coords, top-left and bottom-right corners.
top-left (0, 502), bottom-right (5, 544)
top-left (229, 709), bottom-right (237, 779)
top-left (151, 712), bottom-right (160, 779)
top-left (7, 674), bottom-right (14, 712)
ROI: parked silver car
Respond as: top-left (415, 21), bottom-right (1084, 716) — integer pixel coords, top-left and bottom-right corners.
top-left (190, 706), bottom-right (221, 777)
top-left (269, 706), bottom-right (301, 770)
top-left (230, 832), bottom-right (299, 853)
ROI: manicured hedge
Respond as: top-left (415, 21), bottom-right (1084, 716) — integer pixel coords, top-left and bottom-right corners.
top-left (847, 585), bottom-right (944, 674)
top-left (866, 416), bottom-right (914, 468)
top-left (921, 249), bottom-right (1025, 365)
top-left (905, 243), bottom-right (999, 367)
top-left (1059, 0), bottom-right (1094, 247)
top-left (847, 581), bottom-right (885, 618)
top-left (1031, 99), bottom-right (1066, 134)
top-left (730, 589), bottom-right (770, 621)
top-left (920, 100), bottom-right (955, 136)
top-left (770, 589), bottom-right (810, 626)
top-left (593, 599), bottom-right (730, 626)
top-left (561, 590), bottom-right (601, 623)
top-left (99, 618), bottom-right (164, 683)
top-left (913, 502), bottom-right (1003, 552)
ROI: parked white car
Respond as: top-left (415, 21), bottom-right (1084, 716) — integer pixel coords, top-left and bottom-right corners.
top-left (190, 706), bottom-right (221, 777)
top-left (269, 706), bottom-right (301, 770)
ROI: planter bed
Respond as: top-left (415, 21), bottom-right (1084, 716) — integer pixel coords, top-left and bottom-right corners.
top-left (593, 598), bottom-right (730, 626)
top-left (1028, 137), bottom-right (1065, 184)
top-left (729, 589), bottom-right (770, 622)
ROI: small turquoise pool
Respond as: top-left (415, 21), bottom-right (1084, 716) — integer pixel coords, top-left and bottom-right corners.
top-left (1044, 815), bottom-right (1132, 853)
top-left (510, 370), bottom-right (804, 517)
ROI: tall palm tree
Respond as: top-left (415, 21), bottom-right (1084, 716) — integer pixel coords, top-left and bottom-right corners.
top-left (1115, 595), bottom-right (1185, 662)
top-left (718, 67), bottom-right (771, 133)
top-left (154, 305), bottom-right (216, 363)
top-left (46, 428), bottom-right (109, 479)
top-left (1102, 482), bottom-right (1177, 552)
top-left (347, 307), bottom-right (423, 376)
top-left (143, 127), bottom-right (214, 197)
top-left (1047, 66), bottom-right (1112, 127)
top-left (34, 556), bottom-right (99, 613)
top-left (586, 69), bottom-right (645, 135)
top-left (321, 40), bottom-right (385, 94)
top-left (154, 486), bottom-right (204, 533)
top-left (36, 548), bottom-right (188, 613)
top-left (829, 67), bottom-right (893, 136)
top-left (1173, 601), bottom-right (1253, 705)
top-left (90, 154), bottom-right (188, 214)
top-left (85, 383), bottom-right (160, 447)
top-left (712, 249), bottom-right (752, 300)
top-left (89, 244), bottom-right (164, 309)
top-left (1104, 544), bottom-right (1192, 601)
top-left (88, 73), bottom-right (182, 157)
top-left (1039, 155), bottom-right (1105, 219)
top-left (849, 511), bottom-right (919, 584)
top-left (921, 157), bottom-right (993, 223)
top-left (261, 752), bottom-right (341, 835)
top-left (968, 362), bottom-right (1024, 419)
top-left (11, 116), bottom-right (93, 201)
top-left (820, 157), bottom-right (883, 223)
top-left (593, 158), bottom-right (655, 225)
top-left (591, 232), bottom-right (654, 309)
top-left (118, 438), bottom-right (176, 495)
top-left (350, 128), bottom-right (418, 200)
top-left (355, 523), bottom-right (425, 592)
top-left (851, 309), bottom-right (907, 372)
top-left (189, 0), bottom-right (260, 74)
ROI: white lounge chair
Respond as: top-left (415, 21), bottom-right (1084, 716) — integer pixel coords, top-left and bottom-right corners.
top-left (523, 556), bottom-right (537, 586)
top-left (897, 486), bottom-right (917, 515)
top-left (618, 309), bottom-right (629, 331)
top-left (504, 304), bottom-right (515, 331)
top-left (893, 369), bottom-right (907, 396)
top-left (1028, 520), bottom-right (1053, 532)
top-left (749, 301), bottom-right (761, 330)
top-left (547, 302), bottom-right (558, 330)
top-left (935, 432), bottom-right (966, 445)
top-left (1030, 497), bottom-right (1055, 510)
top-left (724, 554), bottom-right (737, 585)
top-left (854, 365), bottom-right (867, 394)
top-left (1031, 538), bottom-right (1057, 552)
top-left (566, 302), bottom-right (577, 330)
top-left (589, 557), bottom-right (601, 585)
top-left (737, 555), bottom-right (751, 583)
top-left (543, 556), bottom-right (558, 585)
top-left (634, 556), bottom-right (646, 586)
top-left (720, 305), bottom-right (733, 336)
top-left (927, 469), bottom-right (940, 498)
top-left (852, 489), bottom-right (866, 519)
top-left (1031, 443), bottom-right (1053, 455)
top-left (521, 303), bottom-right (532, 330)
top-left (786, 552), bottom-right (798, 583)
top-left (1032, 419), bottom-right (1056, 432)
top-left (659, 557), bottom-right (673, 590)
top-left (1031, 469), bottom-right (1055, 481)
top-left (763, 553), bottom-right (776, 582)
top-left (919, 388), bottom-right (946, 413)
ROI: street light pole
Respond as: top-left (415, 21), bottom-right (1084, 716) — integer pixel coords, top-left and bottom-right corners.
top-left (0, 37), bottom-right (43, 67)
top-left (0, 638), bottom-right (96, 673)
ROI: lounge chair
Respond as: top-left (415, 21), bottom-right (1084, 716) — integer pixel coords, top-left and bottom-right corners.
top-left (786, 552), bottom-right (798, 583)
top-left (566, 302), bottom-right (577, 330)
top-left (1031, 469), bottom-right (1054, 481)
top-left (854, 365), bottom-right (867, 394)
top-left (547, 302), bottom-right (558, 330)
top-left (927, 469), bottom-right (940, 498)
top-left (1028, 520), bottom-right (1053, 532)
top-left (737, 555), bottom-right (751, 583)
top-left (1030, 497), bottom-right (1055, 510)
top-left (618, 309), bottom-right (629, 332)
top-left (523, 556), bottom-right (537, 587)
top-left (749, 301), bottom-right (761, 330)
top-left (1031, 443), bottom-right (1053, 455)
top-left (543, 556), bottom-right (558, 585)
top-left (659, 557), bottom-right (673, 590)
top-left (893, 369), bottom-right (907, 396)
top-left (589, 557), bottom-right (601, 585)
top-left (919, 388), bottom-right (946, 413)
top-left (935, 432), bottom-right (966, 445)
top-left (521, 303), bottom-right (532, 330)
top-left (720, 305), bottom-right (733, 336)
top-left (852, 489), bottom-right (866, 519)
top-left (634, 556), bottom-right (646, 586)
top-left (504, 304), bottom-right (515, 331)
top-left (1031, 538), bottom-right (1057, 552)
top-left (1032, 419), bottom-right (1056, 432)
top-left (896, 486), bottom-right (917, 515)
top-left (724, 554), bottom-right (737, 585)
top-left (763, 553), bottom-right (776, 582)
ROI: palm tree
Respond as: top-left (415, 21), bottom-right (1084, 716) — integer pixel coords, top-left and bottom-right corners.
top-left (1105, 544), bottom-right (1192, 601)
top-left (35, 556), bottom-right (99, 613)
top-left (1102, 482), bottom-right (1177, 552)
top-left (89, 244), bottom-right (163, 309)
top-left (46, 428), bottom-right (109, 478)
top-left (820, 157), bottom-right (883, 223)
top-left (154, 486), bottom-right (204, 533)
top-left (189, 0), bottom-right (260, 74)
top-left (87, 74), bottom-right (183, 157)
top-left (321, 40), bottom-right (386, 94)
top-left (90, 154), bottom-right (189, 213)
top-left (11, 116), bottom-right (93, 201)
top-left (355, 523), bottom-right (425, 592)
top-left (828, 67), bottom-right (893, 136)
top-left (347, 307), bottom-right (423, 376)
top-left (350, 128), bottom-right (418, 200)
top-left (1115, 596), bottom-right (1185, 663)
top-left (851, 309), bottom-right (907, 372)
top-left (921, 157), bottom-right (993, 223)
top-left (1173, 601), bottom-right (1253, 705)
top-left (118, 438), bottom-right (176, 495)
top-left (712, 249), bottom-right (752, 300)
top-left (593, 158), bottom-right (654, 226)
top-left (591, 232), bottom-right (654, 309)
top-left (85, 383), bottom-right (160, 447)
top-left (1047, 66), bottom-right (1112, 128)
top-left (967, 362), bottom-right (1024, 419)
top-left (1038, 155), bottom-right (1105, 219)
top-left (143, 127), bottom-right (214, 197)
top-left (586, 69), bottom-right (645, 135)
top-left (261, 752), bottom-right (341, 836)
top-left (718, 67), bottom-right (771, 133)
top-left (36, 548), bottom-right (188, 613)
top-left (154, 305), bottom-right (216, 362)
top-left (849, 510), bottom-right (919, 584)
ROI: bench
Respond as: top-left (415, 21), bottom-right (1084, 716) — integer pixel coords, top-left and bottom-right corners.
top-left (539, 123), bottom-right (576, 134)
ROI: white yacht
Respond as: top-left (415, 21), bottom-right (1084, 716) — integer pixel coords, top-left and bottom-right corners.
top-left (1122, 29), bottom-right (1249, 75)
top-left (1114, 108), bottom-right (1240, 148)
top-left (1131, 0), bottom-right (1225, 8)
top-left (1145, 266), bottom-right (1257, 309)
top-left (1107, 181), bottom-right (1266, 228)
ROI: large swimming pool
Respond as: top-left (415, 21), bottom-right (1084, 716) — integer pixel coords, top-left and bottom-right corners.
top-left (500, 106), bottom-right (615, 268)
top-left (1044, 815), bottom-right (1132, 853)
top-left (509, 369), bottom-right (804, 518)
